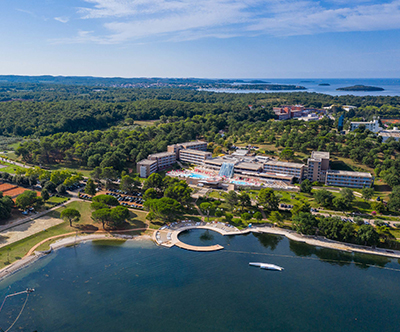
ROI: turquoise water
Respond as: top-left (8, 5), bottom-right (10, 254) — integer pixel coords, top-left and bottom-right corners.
top-left (1, 232), bottom-right (400, 331)
top-left (188, 173), bottom-right (209, 179)
top-left (231, 180), bottom-right (250, 185)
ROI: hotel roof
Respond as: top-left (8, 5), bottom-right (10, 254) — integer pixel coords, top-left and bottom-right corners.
top-left (311, 151), bottom-right (330, 160)
top-left (234, 162), bottom-right (264, 171)
top-left (137, 159), bottom-right (157, 165)
top-left (180, 149), bottom-right (212, 156)
top-left (326, 170), bottom-right (372, 178)
top-left (264, 160), bottom-right (305, 168)
top-left (148, 151), bottom-right (175, 158)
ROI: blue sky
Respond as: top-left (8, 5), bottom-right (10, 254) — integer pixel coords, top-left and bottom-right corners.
top-left (1, 0), bottom-right (400, 78)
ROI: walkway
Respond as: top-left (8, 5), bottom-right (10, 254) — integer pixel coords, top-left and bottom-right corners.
top-left (153, 220), bottom-right (400, 259)
top-left (153, 220), bottom-right (242, 251)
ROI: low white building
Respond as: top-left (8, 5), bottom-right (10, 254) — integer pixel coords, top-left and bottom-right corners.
top-left (379, 128), bottom-right (400, 142)
top-left (350, 119), bottom-right (381, 133)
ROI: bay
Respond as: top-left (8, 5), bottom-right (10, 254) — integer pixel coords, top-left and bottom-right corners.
top-left (202, 78), bottom-right (400, 96)
top-left (0, 231), bottom-right (399, 332)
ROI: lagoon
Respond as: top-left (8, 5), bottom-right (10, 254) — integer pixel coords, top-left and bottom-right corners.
top-left (1, 232), bottom-right (400, 331)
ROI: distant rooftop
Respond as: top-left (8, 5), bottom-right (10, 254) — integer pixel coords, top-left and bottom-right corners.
top-left (235, 162), bottom-right (264, 171)
top-left (137, 159), bottom-right (157, 165)
top-left (265, 160), bottom-right (304, 168)
top-left (311, 151), bottom-right (330, 160)
top-left (327, 170), bottom-right (372, 178)
top-left (180, 149), bottom-right (211, 156)
top-left (148, 151), bottom-right (175, 158)
top-left (181, 141), bottom-right (207, 147)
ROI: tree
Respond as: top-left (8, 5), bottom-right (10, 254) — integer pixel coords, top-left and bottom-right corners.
top-left (60, 208), bottom-right (81, 227)
top-left (340, 188), bottom-right (355, 203)
top-left (56, 184), bottom-right (66, 194)
top-left (291, 202), bottom-right (311, 216)
top-left (388, 186), bottom-right (400, 211)
top-left (224, 191), bottom-right (238, 208)
top-left (143, 188), bottom-right (158, 200)
top-left (300, 179), bottom-right (312, 194)
top-left (332, 196), bottom-right (350, 211)
top-left (91, 202), bottom-right (109, 210)
top-left (0, 193), bottom-right (14, 221)
top-left (238, 191), bottom-right (251, 211)
top-left (85, 178), bottom-right (96, 196)
top-left (143, 173), bottom-right (163, 192)
top-left (292, 212), bottom-right (318, 235)
top-left (280, 147), bottom-right (294, 160)
top-left (361, 187), bottom-right (374, 201)
top-left (91, 167), bottom-right (102, 182)
top-left (200, 202), bottom-right (214, 221)
top-left (92, 194), bottom-right (119, 206)
top-left (340, 222), bottom-right (356, 242)
top-left (371, 201), bottom-right (385, 214)
top-left (120, 175), bottom-right (134, 194)
top-left (16, 190), bottom-right (43, 210)
top-left (269, 211), bottom-right (283, 225)
top-left (314, 189), bottom-right (334, 208)
top-left (257, 188), bottom-right (279, 211)
top-left (92, 208), bottom-right (111, 229)
top-left (354, 216), bottom-right (364, 226)
top-left (164, 181), bottom-right (192, 205)
top-left (43, 181), bottom-right (56, 193)
top-left (144, 197), bottom-right (182, 222)
top-left (241, 212), bottom-right (251, 221)
top-left (101, 167), bottom-right (117, 188)
top-left (357, 224), bottom-right (379, 246)
top-left (41, 188), bottom-right (50, 201)
top-left (110, 206), bottom-right (130, 227)
top-left (254, 211), bottom-right (263, 221)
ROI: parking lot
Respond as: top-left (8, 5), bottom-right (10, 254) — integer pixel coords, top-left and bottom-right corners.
top-left (106, 189), bottom-right (145, 210)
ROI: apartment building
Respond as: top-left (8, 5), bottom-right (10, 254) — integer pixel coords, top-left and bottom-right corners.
top-left (137, 159), bottom-right (158, 178)
top-left (148, 151), bottom-right (176, 170)
top-left (179, 149), bottom-right (212, 164)
top-left (326, 170), bottom-right (374, 189)
top-left (307, 151), bottom-right (330, 182)
top-left (167, 141), bottom-right (207, 158)
top-left (263, 161), bottom-right (305, 179)
top-left (350, 119), bottom-right (381, 133)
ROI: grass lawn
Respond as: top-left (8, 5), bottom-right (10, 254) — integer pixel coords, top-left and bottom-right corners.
top-left (44, 196), bottom-right (69, 209)
top-left (45, 163), bottom-right (93, 177)
top-left (0, 161), bottom-right (27, 174)
top-left (0, 222), bottom-right (72, 266)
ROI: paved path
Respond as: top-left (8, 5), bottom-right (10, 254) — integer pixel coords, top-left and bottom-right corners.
top-left (0, 198), bottom-right (78, 233)
top-left (153, 221), bottom-right (400, 258)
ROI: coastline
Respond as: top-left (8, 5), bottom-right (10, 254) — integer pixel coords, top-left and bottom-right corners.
top-left (0, 232), bottom-right (153, 281)
top-left (1, 224), bottom-right (400, 281)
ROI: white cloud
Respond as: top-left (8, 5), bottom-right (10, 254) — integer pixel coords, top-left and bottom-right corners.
top-left (54, 16), bottom-right (70, 23)
top-left (57, 0), bottom-right (400, 43)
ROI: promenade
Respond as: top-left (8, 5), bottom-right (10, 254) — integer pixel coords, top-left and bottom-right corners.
top-left (153, 220), bottom-right (400, 259)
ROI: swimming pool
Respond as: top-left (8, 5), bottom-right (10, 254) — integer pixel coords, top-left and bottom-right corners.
top-left (188, 173), bottom-right (209, 179)
top-left (230, 180), bottom-right (249, 185)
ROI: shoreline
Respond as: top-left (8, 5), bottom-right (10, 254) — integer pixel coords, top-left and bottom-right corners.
top-left (1, 224), bottom-right (400, 281)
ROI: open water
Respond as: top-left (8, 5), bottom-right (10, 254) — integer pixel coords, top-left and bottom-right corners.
top-left (202, 78), bottom-right (400, 96)
top-left (1, 231), bottom-right (400, 332)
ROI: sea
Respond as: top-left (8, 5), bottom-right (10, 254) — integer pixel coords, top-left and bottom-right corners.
top-left (202, 78), bottom-right (400, 96)
top-left (1, 230), bottom-right (400, 332)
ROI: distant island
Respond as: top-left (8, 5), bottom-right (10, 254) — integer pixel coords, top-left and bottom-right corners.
top-left (318, 83), bottom-right (330, 86)
top-left (337, 85), bottom-right (384, 91)
top-left (248, 80), bottom-right (269, 84)
top-left (300, 80), bottom-right (315, 83)
top-left (222, 84), bottom-right (306, 91)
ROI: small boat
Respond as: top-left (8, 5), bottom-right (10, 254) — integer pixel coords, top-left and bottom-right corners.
top-left (249, 262), bottom-right (284, 271)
